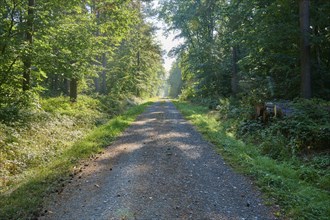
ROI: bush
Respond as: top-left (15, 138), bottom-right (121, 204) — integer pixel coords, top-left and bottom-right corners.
top-left (261, 99), bottom-right (329, 154)
top-left (225, 98), bottom-right (330, 159)
top-left (0, 90), bottom-right (40, 124)
top-left (97, 95), bottom-right (126, 116)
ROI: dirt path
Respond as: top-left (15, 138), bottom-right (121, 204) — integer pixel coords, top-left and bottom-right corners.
top-left (40, 101), bottom-right (275, 220)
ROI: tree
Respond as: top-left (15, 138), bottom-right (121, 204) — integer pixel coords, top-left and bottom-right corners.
top-left (22, 0), bottom-right (35, 91)
top-left (89, 0), bottom-right (135, 94)
top-left (33, 0), bottom-right (137, 100)
top-left (107, 18), bottom-right (164, 98)
top-left (0, 0), bottom-right (165, 118)
top-left (160, 0), bottom-right (226, 99)
top-left (159, 0), bottom-right (326, 101)
top-left (300, 0), bottom-right (311, 99)
top-left (310, 0), bottom-right (330, 99)
top-left (168, 61), bottom-right (183, 98)
top-left (231, 46), bottom-right (239, 95)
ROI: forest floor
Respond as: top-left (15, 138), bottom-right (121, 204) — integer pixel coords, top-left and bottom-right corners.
top-left (40, 100), bottom-right (276, 220)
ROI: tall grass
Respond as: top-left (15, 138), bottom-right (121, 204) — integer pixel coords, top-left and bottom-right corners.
top-left (1, 96), bottom-right (106, 192)
top-left (174, 101), bottom-right (330, 220)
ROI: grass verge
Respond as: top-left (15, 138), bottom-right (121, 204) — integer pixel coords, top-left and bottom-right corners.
top-left (0, 101), bottom-right (151, 219)
top-left (173, 100), bottom-right (330, 220)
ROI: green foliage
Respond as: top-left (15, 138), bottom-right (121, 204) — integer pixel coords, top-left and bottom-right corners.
top-left (160, 0), bottom-right (230, 98)
top-left (236, 99), bottom-right (330, 159)
top-left (160, 0), bottom-right (330, 100)
top-left (96, 94), bottom-right (142, 117)
top-left (0, 100), bottom-right (151, 219)
top-left (168, 60), bottom-right (183, 98)
top-left (0, 0), bottom-right (84, 98)
top-left (174, 100), bottom-right (330, 220)
top-left (1, 0), bottom-right (158, 107)
top-left (107, 19), bottom-right (165, 98)
top-left (0, 88), bottom-right (45, 126)
top-left (209, 96), bottom-right (330, 160)
top-left (36, 9), bottom-right (95, 81)
top-left (0, 96), bottom-right (106, 191)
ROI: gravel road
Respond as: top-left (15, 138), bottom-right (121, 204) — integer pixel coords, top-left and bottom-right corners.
top-left (40, 101), bottom-right (276, 220)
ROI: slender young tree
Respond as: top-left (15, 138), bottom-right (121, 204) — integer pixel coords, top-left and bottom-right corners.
top-left (22, 0), bottom-right (35, 91)
top-left (70, 78), bottom-right (78, 102)
top-left (231, 46), bottom-right (239, 95)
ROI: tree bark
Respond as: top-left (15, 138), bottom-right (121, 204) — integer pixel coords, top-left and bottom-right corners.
top-left (299, 0), bottom-right (311, 99)
top-left (231, 46), bottom-right (239, 96)
top-left (22, 0), bottom-right (35, 91)
top-left (94, 77), bottom-right (100, 93)
top-left (100, 53), bottom-right (107, 94)
top-left (70, 78), bottom-right (78, 102)
top-left (313, 0), bottom-right (322, 76)
top-left (50, 74), bottom-right (59, 96)
top-left (63, 78), bottom-right (70, 96)
top-left (93, 0), bottom-right (101, 93)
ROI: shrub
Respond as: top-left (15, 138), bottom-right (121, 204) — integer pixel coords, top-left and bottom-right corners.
top-left (228, 98), bottom-right (330, 158)
top-left (97, 95), bottom-right (126, 116)
top-left (0, 90), bottom-right (40, 124)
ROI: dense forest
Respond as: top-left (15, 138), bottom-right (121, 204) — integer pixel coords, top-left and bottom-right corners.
top-left (163, 0), bottom-right (330, 100)
top-left (0, 0), bottom-right (329, 219)
top-left (0, 0), bottom-right (164, 116)
top-left (164, 0), bottom-right (329, 163)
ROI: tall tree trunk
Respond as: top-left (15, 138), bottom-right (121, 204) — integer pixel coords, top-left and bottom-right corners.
top-left (93, 0), bottom-right (101, 93)
top-left (70, 78), bottom-right (78, 102)
top-left (50, 74), bottom-right (59, 96)
top-left (100, 53), bottom-right (107, 94)
top-left (94, 77), bottom-right (100, 93)
top-left (314, 0), bottom-right (321, 70)
top-left (231, 46), bottom-right (239, 96)
top-left (22, 0), bottom-right (35, 91)
top-left (63, 78), bottom-right (70, 96)
top-left (299, 0), bottom-right (311, 99)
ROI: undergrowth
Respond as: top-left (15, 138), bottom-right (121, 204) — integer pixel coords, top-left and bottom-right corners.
top-left (0, 95), bottom-right (106, 191)
top-left (174, 100), bottom-right (330, 220)
top-left (0, 95), bottom-right (151, 219)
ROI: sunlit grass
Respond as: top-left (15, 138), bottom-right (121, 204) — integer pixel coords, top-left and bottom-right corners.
top-left (0, 96), bottom-right (107, 191)
top-left (174, 101), bottom-right (330, 220)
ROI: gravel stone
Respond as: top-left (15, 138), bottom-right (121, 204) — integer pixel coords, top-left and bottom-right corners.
top-left (40, 101), bottom-right (276, 220)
